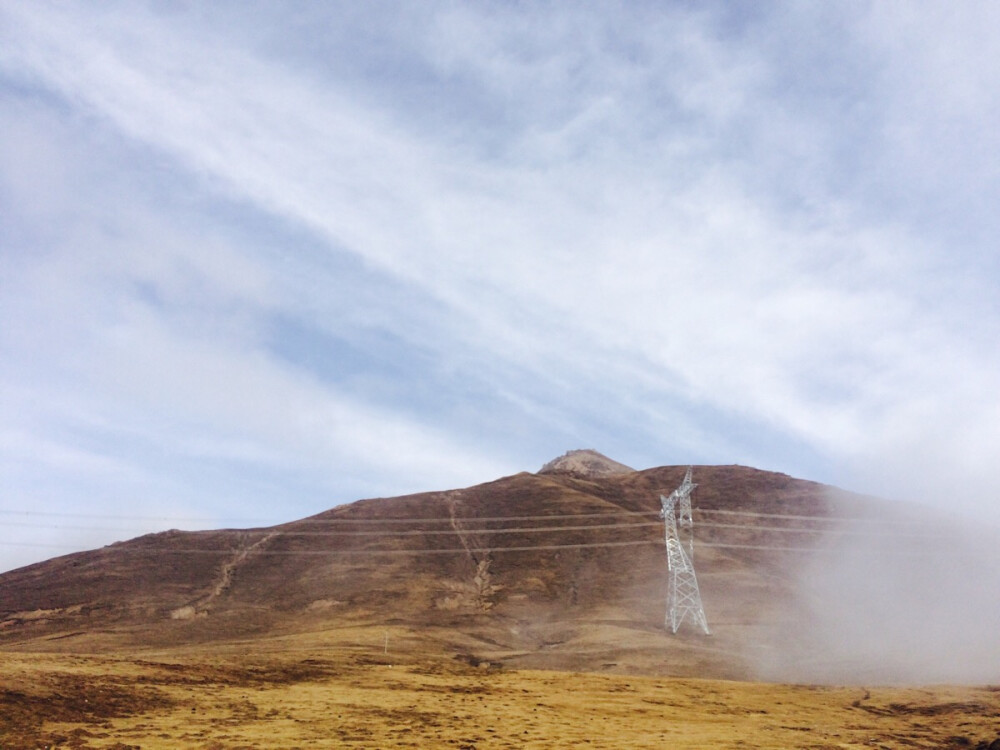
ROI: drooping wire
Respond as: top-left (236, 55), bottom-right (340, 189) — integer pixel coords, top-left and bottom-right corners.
top-left (0, 505), bottom-right (942, 526)
top-left (0, 518), bottom-right (948, 540)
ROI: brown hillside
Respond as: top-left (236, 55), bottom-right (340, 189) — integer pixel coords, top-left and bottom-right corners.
top-left (0, 463), bottom-right (941, 681)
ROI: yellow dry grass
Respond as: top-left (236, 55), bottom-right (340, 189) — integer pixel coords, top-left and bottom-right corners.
top-left (2, 631), bottom-right (999, 749)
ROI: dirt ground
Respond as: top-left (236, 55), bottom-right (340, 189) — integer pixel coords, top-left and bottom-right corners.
top-left (3, 631), bottom-right (1000, 749)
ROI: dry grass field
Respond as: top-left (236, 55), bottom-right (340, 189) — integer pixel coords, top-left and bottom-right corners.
top-left (3, 629), bottom-right (1000, 749)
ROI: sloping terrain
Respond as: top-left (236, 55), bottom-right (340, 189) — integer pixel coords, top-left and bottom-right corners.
top-left (1, 460), bottom-right (902, 681)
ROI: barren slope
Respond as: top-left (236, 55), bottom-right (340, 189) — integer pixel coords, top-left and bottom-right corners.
top-left (0, 462), bottom-right (899, 680)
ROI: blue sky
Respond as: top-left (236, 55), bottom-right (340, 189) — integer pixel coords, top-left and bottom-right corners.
top-left (2, 2), bottom-right (999, 573)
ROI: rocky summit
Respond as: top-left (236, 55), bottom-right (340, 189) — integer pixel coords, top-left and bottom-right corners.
top-left (537, 449), bottom-right (636, 477)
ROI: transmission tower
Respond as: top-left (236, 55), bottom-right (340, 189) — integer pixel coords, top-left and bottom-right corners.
top-left (660, 468), bottom-right (710, 635)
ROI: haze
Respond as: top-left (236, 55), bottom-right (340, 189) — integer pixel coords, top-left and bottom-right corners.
top-left (760, 494), bottom-right (1000, 684)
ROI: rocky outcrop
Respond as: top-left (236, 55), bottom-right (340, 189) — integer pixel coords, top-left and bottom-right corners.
top-left (538, 449), bottom-right (635, 478)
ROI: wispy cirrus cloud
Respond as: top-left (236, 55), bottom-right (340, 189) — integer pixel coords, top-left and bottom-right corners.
top-left (2, 2), bottom-right (999, 572)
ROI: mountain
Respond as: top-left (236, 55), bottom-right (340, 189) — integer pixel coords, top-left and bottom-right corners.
top-left (0, 458), bottom-right (964, 681)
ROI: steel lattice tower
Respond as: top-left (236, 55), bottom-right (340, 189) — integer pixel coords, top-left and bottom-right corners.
top-left (661, 467), bottom-right (710, 635)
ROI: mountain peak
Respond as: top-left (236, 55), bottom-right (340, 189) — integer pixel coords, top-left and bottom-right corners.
top-left (537, 449), bottom-right (635, 478)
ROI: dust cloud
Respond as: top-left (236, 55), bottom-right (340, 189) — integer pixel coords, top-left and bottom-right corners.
top-left (756, 496), bottom-right (1000, 685)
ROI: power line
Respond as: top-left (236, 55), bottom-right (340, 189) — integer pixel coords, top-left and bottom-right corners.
top-left (2, 520), bottom-right (664, 536)
top-left (0, 518), bottom-right (950, 540)
top-left (0, 505), bottom-right (947, 526)
top-left (0, 509), bottom-right (286, 523)
top-left (694, 521), bottom-right (945, 539)
top-left (0, 536), bottom-right (950, 557)
top-left (3, 494), bottom-right (985, 567)
top-left (694, 508), bottom-right (940, 526)
top-left (0, 539), bottom-right (661, 555)
top-left (0, 508), bottom-right (661, 524)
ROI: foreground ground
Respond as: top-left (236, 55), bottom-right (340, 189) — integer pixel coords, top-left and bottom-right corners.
top-left (3, 629), bottom-right (1000, 750)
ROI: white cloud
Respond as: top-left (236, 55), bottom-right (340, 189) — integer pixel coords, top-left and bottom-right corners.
top-left (2, 2), bottom-right (1000, 572)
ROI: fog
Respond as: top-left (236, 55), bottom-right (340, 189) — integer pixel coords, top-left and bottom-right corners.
top-left (757, 499), bottom-right (1000, 685)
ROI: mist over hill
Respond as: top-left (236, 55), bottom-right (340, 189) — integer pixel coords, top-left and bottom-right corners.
top-left (2, 456), bottom-right (998, 684)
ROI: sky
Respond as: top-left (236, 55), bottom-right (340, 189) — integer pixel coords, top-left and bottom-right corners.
top-left (1, 2), bottom-right (999, 574)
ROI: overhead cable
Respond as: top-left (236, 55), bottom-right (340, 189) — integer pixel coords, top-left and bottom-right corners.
top-left (1, 518), bottom-right (948, 540)
top-left (0, 537), bottom-right (947, 557)
top-left (0, 506), bottom-right (945, 526)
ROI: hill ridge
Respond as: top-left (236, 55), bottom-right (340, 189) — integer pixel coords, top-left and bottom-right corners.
top-left (0, 463), bottom-right (911, 681)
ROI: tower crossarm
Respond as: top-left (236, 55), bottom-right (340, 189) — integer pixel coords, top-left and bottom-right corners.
top-left (660, 493), bottom-right (691, 573)
top-left (676, 466), bottom-right (696, 530)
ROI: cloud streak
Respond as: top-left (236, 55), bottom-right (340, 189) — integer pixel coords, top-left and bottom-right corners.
top-left (2, 2), bottom-right (999, 571)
